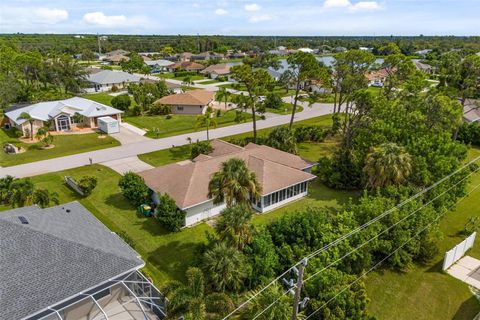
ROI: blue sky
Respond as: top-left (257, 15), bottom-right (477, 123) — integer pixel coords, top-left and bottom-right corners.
top-left (1, 0), bottom-right (479, 35)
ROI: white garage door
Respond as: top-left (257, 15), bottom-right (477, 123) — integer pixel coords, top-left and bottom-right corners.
top-left (185, 202), bottom-right (226, 226)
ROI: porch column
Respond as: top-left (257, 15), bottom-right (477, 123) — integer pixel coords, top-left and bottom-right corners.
top-left (54, 118), bottom-right (59, 131)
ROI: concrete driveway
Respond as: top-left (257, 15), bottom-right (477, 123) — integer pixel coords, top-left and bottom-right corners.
top-left (101, 156), bottom-right (154, 175)
top-left (447, 256), bottom-right (480, 289)
top-left (110, 123), bottom-right (150, 145)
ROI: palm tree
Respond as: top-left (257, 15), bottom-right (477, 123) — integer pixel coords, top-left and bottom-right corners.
top-left (266, 126), bottom-right (297, 154)
top-left (364, 142), bottom-right (412, 188)
top-left (241, 284), bottom-right (293, 320)
top-left (196, 106), bottom-right (217, 140)
top-left (216, 87), bottom-right (231, 109)
top-left (18, 112), bottom-right (34, 140)
top-left (201, 242), bottom-right (247, 292)
top-left (162, 267), bottom-right (233, 319)
top-left (8, 178), bottom-right (35, 208)
top-left (33, 189), bottom-right (59, 208)
top-left (215, 204), bottom-right (254, 250)
top-left (208, 158), bottom-right (262, 207)
top-left (35, 127), bottom-right (53, 147)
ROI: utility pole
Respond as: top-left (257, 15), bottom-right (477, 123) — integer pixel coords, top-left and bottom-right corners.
top-left (97, 33), bottom-right (102, 54)
top-left (292, 258), bottom-right (308, 320)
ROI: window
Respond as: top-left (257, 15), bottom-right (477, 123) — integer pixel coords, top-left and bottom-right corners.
top-left (177, 106), bottom-right (184, 111)
top-left (93, 288), bottom-right (111, 300)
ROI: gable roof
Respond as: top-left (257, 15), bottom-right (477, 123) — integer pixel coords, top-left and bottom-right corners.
top-left (106, 49), bottom-right (130, 56)
top-left (145, 59), bottom-right (175, 67)
top-left (0, 202), bottom-right (143, 320)
top-left (5, 97), bottom-right (123, 125)
top-left (138, 140), bottom-right (316, 209)
top-left (170, 61), bottom-right (205, 71)
top-left (87, 69), bottom-right (142, 85)
top-left (105, 54), bottom-right (129, 63)
top-left (200, 63), bottom-right (231, 75)
top-left (155, 90), bottom-right (215, 106)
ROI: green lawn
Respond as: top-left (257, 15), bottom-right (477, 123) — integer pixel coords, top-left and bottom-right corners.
top-left (83, 92), bottom-right (137, 107)
top-left (138, 144), bottom-right (192, 167)
top-left (124, 111), bottom-right (254, 139)
top-left (365, 147), bottom-right (480, 320)
top-left (0, 129), bottom-right (120, 167)
top-left (219, 83), bottom-right (297, 97)
top-left (172, 75), bottom-right (205, 81)
top-left (196, 80), bottom-right (220, 85)
top-left (266, 103), bottom-right (303, 115)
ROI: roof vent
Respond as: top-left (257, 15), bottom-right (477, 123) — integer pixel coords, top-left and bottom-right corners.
top-left (18, 216), bottom-right (29, 224)
top-left (66, 209), bottom-right (71, 213)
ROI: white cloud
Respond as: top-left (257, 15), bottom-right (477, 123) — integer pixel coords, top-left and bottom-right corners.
top-left (323, 0), bottom-right (352, 8)
top-left (249, 14), bottom-right (272, 23)
top-left (34, 8), bottom-right (69, 23)
top-left (215, 8), bottom-right (228, 15)
top-left (83, 12), bottom-right (128, 26)
top-left (349, 1), bottom-right (381, 12)
top-left (244, 3), bottom-right (261, 12)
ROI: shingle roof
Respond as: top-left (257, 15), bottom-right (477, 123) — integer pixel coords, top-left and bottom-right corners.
top-left (145, 59), bottom-right (175, 67)
top-left (170, 61), bottom-right (205, 71)
top-left (4, 97), bottom-right (123, 125)
top-left (87, 69), bottom-right (142, 85)
top-left (0, 202), bottom-right (143, 320)
top-left (155, 90), bottom-right (215, 106)
top-left (200, 63), bottom-right (231, 75)
top-left (138, 140), bottom-right (316, 209)
top-left (463, 101), bottom-right (480, 122)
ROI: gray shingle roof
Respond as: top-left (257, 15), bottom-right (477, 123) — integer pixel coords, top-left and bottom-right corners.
top-left (0, 202), bottom-right (143, 320)
top-left (87, 69), bottom-right (142, 85)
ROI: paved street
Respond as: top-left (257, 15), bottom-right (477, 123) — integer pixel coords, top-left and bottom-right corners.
top-left (0, 102), bottom-right (336, 178)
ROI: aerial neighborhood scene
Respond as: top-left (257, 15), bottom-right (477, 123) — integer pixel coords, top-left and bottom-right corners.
top-left (1, 0), bottom-right (480, 319)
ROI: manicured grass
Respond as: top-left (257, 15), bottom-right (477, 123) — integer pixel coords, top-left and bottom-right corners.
top-left (219, 83), bottom-right (297, 97)
top-left (124, 111), bottom-right (253, 139)
top-left (83, 92), bottom-right (137, 107)
top-left (196, 80), bottom-right (220, 85)
top-left (266, 103), bottom-right (303, 115)
top-left (172, 75), bottom-right (205, 81)
top-left (365, 146), bottom-right (480, 320)
top-left (138, 144), bottom-right (192, 167)
top-left (0, 129), bottom-right (120, 167)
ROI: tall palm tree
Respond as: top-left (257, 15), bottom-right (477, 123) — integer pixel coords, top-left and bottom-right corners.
top-left (18, 112), bottom-right (34, 140)
top-left (162, 267), bottom-right (233, 319)
top-left (208, 158), bottom-right (262, 207)
top-left (364, 142), bottom-right (412, 188)
top-left (215, 204), bottom-right (254, 250)
top-left (196, 106), bottom-right (217, 140)
top-left (216, 87), bottom-right (231, 109)
top-left (201, 242), bottom-right (247, 292)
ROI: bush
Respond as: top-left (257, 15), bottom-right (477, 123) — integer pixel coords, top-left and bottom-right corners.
top-left (266, 126), bottom-right (297, 154)
top-left (174, 71), bottom-right (197, 77)
top-left (77, 176), bottom-right (97, 196)
top-left (263, 92), bottom-right (283, 110)
top-left (458, 122), bottom-right (480, 146)
top-left (111, 94), bottom-right (131, 111)
top-left (118, 172), bottom-right (150, 206)
top-left (294, 125), bottom-right (327, 142)
top-left (155, 193), bottom-right (185, 231)
top-left (190, 140), bottom-right (213, 159)
top-left (149, 103), bottom-right (171, 115)
top-left (165, 114), bottom-right (172, 119)
top-left (111, 84), bottom-right (119, 92)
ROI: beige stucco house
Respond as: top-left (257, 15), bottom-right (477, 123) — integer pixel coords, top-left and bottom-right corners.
top-left (154, 90), bottom-right (215, 115)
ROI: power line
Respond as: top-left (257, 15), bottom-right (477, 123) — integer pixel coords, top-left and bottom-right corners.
top-left (222, 155), bottom-right (480, 319)
top-left (249, 163), bottom-right (480, 318)
top-left (303, 180), bottom-right (480, 320)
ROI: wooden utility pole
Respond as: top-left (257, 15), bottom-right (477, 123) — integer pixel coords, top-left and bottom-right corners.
top-left (291, 258), bottom-right (308, 320)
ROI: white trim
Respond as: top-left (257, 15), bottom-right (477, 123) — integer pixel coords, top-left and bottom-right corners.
top-left (262, 176), bottom-right (316, 197)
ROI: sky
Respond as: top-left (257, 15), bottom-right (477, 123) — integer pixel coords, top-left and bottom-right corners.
top-left (0, 0), bottom-right (479, 36)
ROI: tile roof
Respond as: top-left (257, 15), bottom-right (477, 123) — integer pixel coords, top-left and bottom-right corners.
top-left (0, 202), bottom-right (143, 320)
top-left (5, 97), bottom-right (123, 125)
top-left (155, 90), bottom-right (215, 106)
top-left (138, 140), bottom-right (316, 209)
top-left (105, 54), bottom-right (130, 63)
top-left (170, 61), bottom-right (205, 71)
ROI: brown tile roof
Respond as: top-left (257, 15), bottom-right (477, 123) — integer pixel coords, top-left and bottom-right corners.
top-left (170, 61), bottom-right (205, 71)
top-left (138, 141), bottom-right (316, 209)
top-left (155, 90), bottom-right (215, 106)
top-left (200, 63), bottom-right (231, 75)
top-left (105, 54), bottom-right (129, 63)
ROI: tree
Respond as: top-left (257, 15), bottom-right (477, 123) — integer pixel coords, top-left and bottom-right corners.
top-left (241, 284), bottom-right (292, 320)
top-left (364, 143), bottom-right (412, 188)
top-left (129, 81), bottom-right (169, 114)
top-left (32, 189), bottom-right (59, 208)
top-left (8, 178), bottom-right (35, 207)
top-left (160, 46), bottom-right (175, 57)
top-left (231, 65), bottom-right (273, 143)
top-left (155, 193), bottom-right (185, 232)
top-left (201, 242), bottom-right (247, 292)
top-left (77, 176), bottom-right (97, 196)
top-left (19, 112), bottom-right (34, 140)
top-left (118, 172), bottom-right (150, 206)
top-left (286, 52), bottom-right (329, 128)
top-left (278, 70), bottom-right (293, 94)
top-left (266, 126), bottom-right (297, 154)
top-left (162, 267), bottom-right (233, 319)
top-left (215, 204), bottom-right (254, 250)
top-left (208, 158), bottom-right (261, 207)
top-left (120, 53), bottom-right (144, 73)
top-left (81, 48), bottom-right (96, 61)
top-left (196, 107), bottom-right (217, 140)
top-left (190, 140), bottom-right (213, 159)
top-left (53, 55), bottom-right (87, 94)
top-left (111, 93), bottom-right (132, 111)
top-left (263, 92), bottom-right (283, 110)
top-left (216, 87), bottom-right (231, 109)
top-left (35, 126), bottom-right (53, 147)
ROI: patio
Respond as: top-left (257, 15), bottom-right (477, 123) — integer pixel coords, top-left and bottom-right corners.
top-left (447, 256), bottom-right (480, 290)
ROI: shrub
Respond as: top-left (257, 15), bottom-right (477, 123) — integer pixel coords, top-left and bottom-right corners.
top-left (263, 92), bottom-right (283, 110)
top-left (155, 193), bottom-right (185, 232)
top-left (267, 126), bottom-right (297, 154)
top-left (77, 176), bottom-right (97, 196)
top-left (111, 94), bottom-right (131, 111)
top-left (118, 172), bottom-right (150, 206)
top-left (111, 84), bottom-right (119, 92)
top-left (190, 140), bottom-right (213, 159)
top-left (174, 71), bottom-right (197, 77)
top-left (149, 103), bottom-right (171, 115)
top-left (294, 125), bottom-right (327, 142)
top-left (458, 122), bottom-right (480, 146)
top-left (165, 114), bottom-right (172, 119)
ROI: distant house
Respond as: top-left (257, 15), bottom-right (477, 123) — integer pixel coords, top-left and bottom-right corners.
top-left (104, 53), bottom-right (129, 65)
top-left (178, 52), bottom-right (194, 61)
top-left (415, 49), bottom-right (433, 57)
top-left (4, 97), bottom-right (123, 136)
top-left (155, 90), bottom-right (215, 115)
top-left (138, 139), bottom-right (316, 226)
top-left (145, 59), bottom-right (175, 72)
top-left (168, 61), bottom-right (205, 72)
top-left (366, 68), bottom-right (391, 87)
top-left (298, 48), bottom-right (314, 53)
top-left (0, 202), bottom-right (166, 320)
top-left (227, 51), bottom-right (246, 59)
top-left (191, 51), bottom-right (225, 61)
top-left (105, 49), bottom-right (130, 56)
top-left (333, 47), bottom-right (347, 53)
top-left (165, 81), bottom-right (184, 94)
top-left (413, 59), bottom-right (435, 74)
top-left (463, 100), bottom-right (480, 123)
top-left (200, 63), bottom-right (231, 79)
top-left (86, 69), bottom-right (142, 92)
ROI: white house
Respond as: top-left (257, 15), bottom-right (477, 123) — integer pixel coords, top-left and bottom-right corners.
top-left (86, 69), bottom-right (142, 92)
top-left (138, 140), bottom-right (316, 226)
top-left (4, 97), bottom-right (123, 136)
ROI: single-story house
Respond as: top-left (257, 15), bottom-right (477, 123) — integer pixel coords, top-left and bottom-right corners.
top-left (365, 68), bottom-right (391, 87)
top-left (0, 201), bottom-right (166, 320)
top-left (145, 59), bottom-right (175, 72)
top-left (413, 59), bottom-right (435, 74)
top-left (200, 63), bottom-right (231, 79)
top-left (154, 90), bottom-right (215, 115)
top-left (105, 49), bottom-right (130, 57)
top-left (298, 47), bottom-right (314, 53)
top-left (415, 49), bottom-right (433, 57)
top-left (86, 69), bottom-right (142, 92)
top-left (4, 97), bottom-right (123, 136)
top-left (191, 51), bottom-right (225, 61)
top-left (104, 54), bottom-right (129, 65)
top-left (167, 61), bottom-right (205, 72)
top-left (165, 81), bottom-right (184, 94)
top-left (138, 140), bottom-right (316, 226)
top-left (463, 100), bottom-right (480, 122)
top-left (178, 52), bottom-right (193, 61)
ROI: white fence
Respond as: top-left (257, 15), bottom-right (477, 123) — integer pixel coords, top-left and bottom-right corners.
top-left (443, 232), bottom-right (476, 270)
